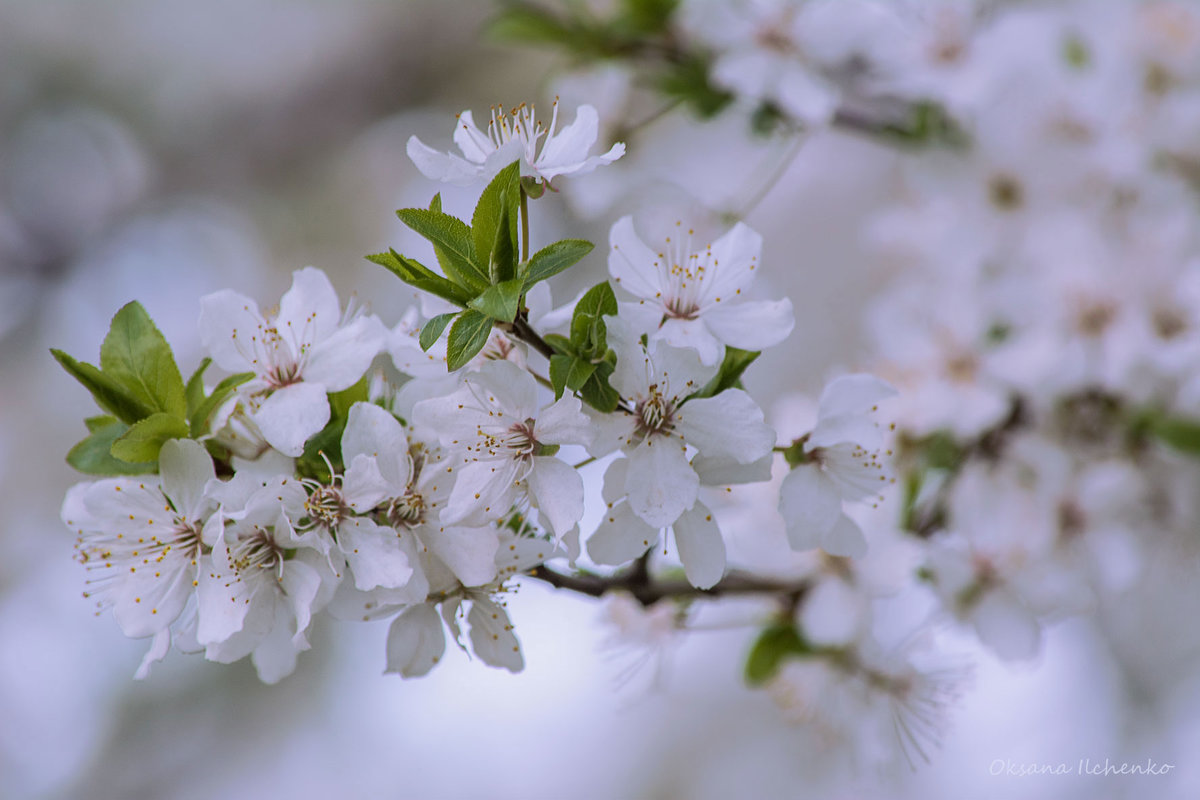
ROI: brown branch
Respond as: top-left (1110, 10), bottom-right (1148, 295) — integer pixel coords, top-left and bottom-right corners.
top-left (526, 563), bottom-right (811, 608)
top-left (511, 314), bottom-right (556, 361)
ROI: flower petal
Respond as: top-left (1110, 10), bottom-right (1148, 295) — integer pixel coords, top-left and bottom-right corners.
top-left (253, 382), bottom-right (330, 457)
top-left (303, 314), bottom-right (386, 392)
top-left (527, 456), bottom-right (585, 536)
top-left (587, 500), bottom-right (658, 565)
top-left (277, 267), bottom-right (341, 343)
top-left (407, 135), bottom-right (484, 185)
top-left (467, 596), bottom-right (523, 672)
top-left (702, 298), bottom-right (794, 351)
top-left (817, 373), bottom-right (898, 420)
top-left (341, 402), bottom-right (411, 490)
top-left (385, 604), bottom-right (446, 678)
top-left (198, 288), bottom-right (262, 374)
top-left (626, 437), bottom-right (698, 529)
top-left (821, 512), bottom-right (868, 559)
top-left (675, 388), bottom-right (776, 463)
top-left (608, 215), bottom-right (665, 301)
top-left (338, 517), bottom-right (414, 592)
top-left (422, 525), bottom-right (500, 587)
top-left (778, 464), bottom-right (842, 551)
top-left (159, 438), bottom-right (216, 519)
top-left (673, 501), bottom-right (726, 589)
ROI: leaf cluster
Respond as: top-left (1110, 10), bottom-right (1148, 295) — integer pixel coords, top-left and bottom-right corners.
top-left (52, 302), bottom-right (251, 475)
top-left (545, 281), bottom-right (620, 412)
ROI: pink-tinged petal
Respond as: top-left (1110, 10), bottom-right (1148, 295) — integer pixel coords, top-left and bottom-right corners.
top-left (675, 389), bottom-right (775, 463)
top-left (536, 104), bottom-right (600, 170)
top-left (338, 517), bottom-right (413, 592)
top-left (198, 288), bottom-right (262, 373)
top-left (407, 134), bottom-right (484, 185)
top-left (656, 318), bottom-right (724, 366)
top-left (451, 110), bottom-right (493, 163)
top-left (341, 402), bottom-right (411, 489)
top-left (779, 464), bottom-right (841, 551)
top-left (277, 267), bottom-right (341, 342)
top-left (303, 314), bottom-right (386, 392)
top-left (467, 597), bottom-right (523, 672)
top-left (609, 216), bottom-right (665, 301)
top-left (972, 589), bottom-right (1041, 661)
top-left (159, 439), bottom-right (215, 519)
top-left (588, 500), bottom-right (659, 565)
top-left (626, 437), bottom-right (698, 529)
top-left (423, 525), bottom-right (500, 587)
top-left (134, 629), bottom-right (171, 680)
top-left (534, 395), bottom-right (592, 447)
top-left (528, 456), bottom-right (584, 536)
top-left (673, 501), bottom-right (726, 589)
top-left (385, 604), bottom-right (446, 678)
top-left (701, 222), bottom-right (763, 304)
top-left (702, 298), bottom-right (794, 351)
top-left (821, 513), bottom-right (868, 559)
top-left (817, 373), bottom-right (897, 420)
top-left (253, 382), bottom-right (330, 457)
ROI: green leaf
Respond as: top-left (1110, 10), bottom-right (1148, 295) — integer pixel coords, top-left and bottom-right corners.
top-left (472, 162), bottom-right (520, 274)
top-left (489, 188), bottom-right (517, 284)
top-left (1149, 415), bottom-right (1200, 454)
top-left (185, 357), bottom-right (212, 418)
top-left (419, 312), bottom-right (457, 351)
top-left (295, 379), bottom-right (372, 482)
top-left (579, 361), bottom-right (620, 413)
top-left (522, 239), bottom-right (593, 289)
top-left (446, 309), bottom-right (494, 371)
top-left (67, 420), bottom-right (156, 475)
top-left (84, 415), bottom-right (117, 433)
top-left (188, 372), bottom-right (254, 437)
top-left (745, 624), bottom-right (812, 687)
top-left (658, 54), bottom-right (735, 119)
top-left (618, 0), bottom-right (678, 34)
top-left (548, 354), bottom-right (572, 400)
top-left (110, 412), bottom-right (190, 463)
top-left (690, 347), bottom-right (759, 401)
top-left (100, 301), bottom-right (187, 419)
top-left (569, 281), bottom-right (618, 358)
top-left (488, 5), bottom-right (573, 46)
top-left (329, 376), bottom-right (370, 420)
top-left (468, 278), bottom-right (523, 323)
top-left (51, 348), bottom-right (153, 425)
top-left (543, 333), bottom-right (574, 356)
top-left (395, 207), bottom-right (488, 291)
top-left (366, 250), bottom-right (472, 306)
top-left (565, 358), bottom-right (597, 392)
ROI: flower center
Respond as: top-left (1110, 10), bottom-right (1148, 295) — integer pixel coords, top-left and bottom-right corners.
top-left (305, 485), bottom-right (348, 530)
top-left (232, 527), bottom-right (284, 577)
top-left (637, 389), bottom-right (675, 437)
top-left (386, 493), bottom-right (426, 528)
top-left (486, 101), bottom-right (561, 166)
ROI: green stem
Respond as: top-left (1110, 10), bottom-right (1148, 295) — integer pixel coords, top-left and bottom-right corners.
top-left (520, 187), bottom-right (530, 264)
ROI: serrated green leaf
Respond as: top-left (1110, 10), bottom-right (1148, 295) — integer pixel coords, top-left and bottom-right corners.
top-left (570, 281), bottom-right (618, 358)
top-left (549, 354), bottom-right (572, 400)
top-left (395, 207), bottom-right (488, 292)
top-left (419, 312), bottom-right (457, 351)
top-left (185, 357), bottom-right (212, 418)
top-left (84, 415), bottom-right (117, 433)
top-left (745, 624), bottom-right (812, 687)
top-left (565, 358), bottom-right (597, 392)
top-left (366, 250), bottom-right (472, 306)
top-left (522, 239), bottom-right (593, 289)
top-left (473, 162), bottom-right (520, 274)
top-left (579, 361), bottom-right (620, 413)
top-left (110, 412), bottom-right (190, 463)
top-left (67, 420), bottom-right (157, 475)
top-left (489, 188), bottom-right (517, 284)
top-left (188, 372), bottom-right (254, 437)
top-left (690, 347), bottom-right (759, 401)
top-left (100, 301), bottom-right (187, 419)
top-left (51, 348), bottom-right (153, 425)
top-left (543, 333), bottom-right (574, 356)
top-left (446, 309), bottom-right (494, 371)
top-left (468, 278), bottom-right (523, 323)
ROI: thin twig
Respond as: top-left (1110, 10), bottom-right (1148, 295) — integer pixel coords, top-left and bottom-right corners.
top-left (526, 562), bottom-right (812, 608)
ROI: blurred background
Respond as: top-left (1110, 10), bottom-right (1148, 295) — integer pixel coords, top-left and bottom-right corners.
top-left (2, 1), bottom-right (1197, 798)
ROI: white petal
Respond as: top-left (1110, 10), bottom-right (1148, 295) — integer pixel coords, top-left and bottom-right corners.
top-left (821, 513), bottom-right (868, 559)
top-left (536, 104), bottom-right (600, 170)
top-left (527, 456), bottom-right (585, 536)
top-left (280, 556), bottom-right (326, 647)
top-left (656, 318), bottom-right (724, 366)
top-left (451, 110), bottom-right (493, 163)
top-left (817, 373), bottom-right (897, 421)
top-left (778, 464), bottom-right (842, 551)
top-left (303, 314), bottom-right (386, 391)
top-left (385, 604), bottom-right (446, 678)
top-left (608, 216), bottom-right (665, 301)
top-left (250, 607), bottom-right (305, 684)
top-left (799, 577), bottom-right (863, 646)
top-left (341, 402), bottom-right (411, 489)
top-left (616, 299), bottom-right (667, 335)
top-left (198, 289), bottom-right (262, 374)
top-left (196, 547), bottom-right (251, 645)
top-left (625, 437), bottom-right (698, 529)
top-left (443, 459), bottom-right (520, 526)
top-left (467, 597), bottom-right (523, 672)
top-left (539, 141), bottom-right (623, 180)
top-left (652, 341), bottom-right (718, 403)
top-left (342, 454), bottom-right (391, 513)
top-left (972, 589), bottom-right (1041, 661)
top-left (701, 221), bottom-right (763, 303)
top-left (693, 452), bottom-right (774, 486)
top-left (406, 134), bottom-right (484, 185)
top-left (254, 382), bottom-right (330, 457)
top-left (702, 298), bottom-right (794, 351)
top-left (588, 500), bottom-right (659, 565)
top-left (601, 457), bottom-right (630, 505)
top-left (159, 438), bottom-right (215, 519)
top-left (673, 501), bottom-right (726, 589)
top-left (338, 517), bottom-right (414, 591)
top-left (134, 629), bottom-right (171, 680)
top-left (422, 525), bottom-right (500, 587)
top-left (534, 394), bottom-right (592, 448)
top-left (675, 389), bottom-right (776, 463)
top-left (473, 360), bottom-right (539, 420)
top-left (277, 267), bottom-right (340, 343)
